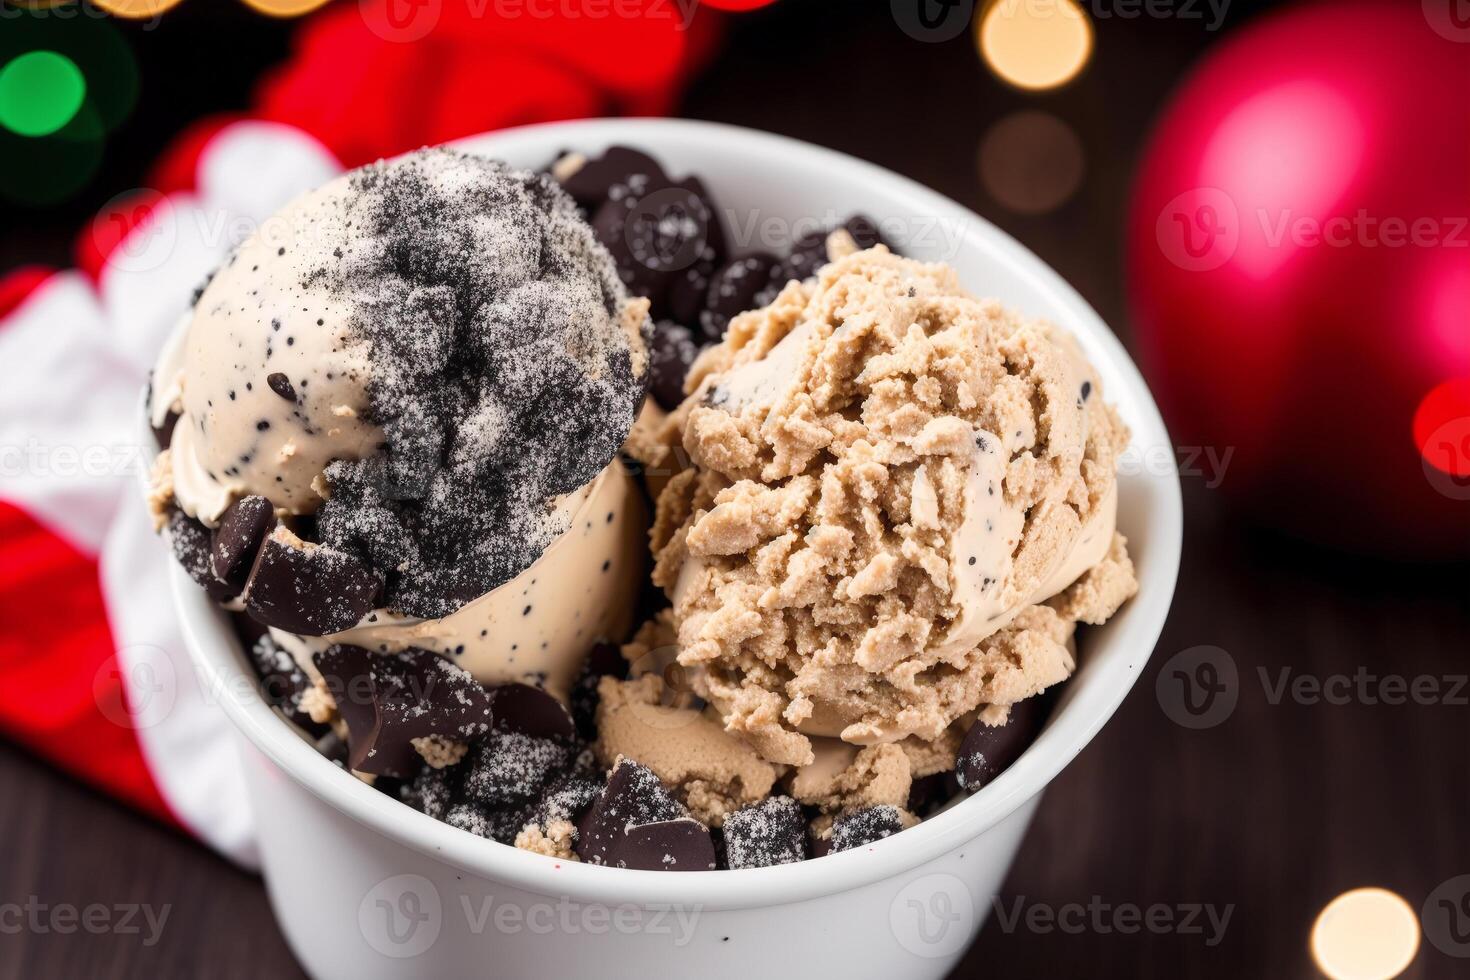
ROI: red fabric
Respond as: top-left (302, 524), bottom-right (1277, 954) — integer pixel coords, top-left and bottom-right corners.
top-left (0, 504), bottom-right (174, 822)
top-left (0, 266), bottom-right (56, 319)
top-left (257, 0), bottom-right (722, 166)
top-left (75, 191), bottom-right (169, 284)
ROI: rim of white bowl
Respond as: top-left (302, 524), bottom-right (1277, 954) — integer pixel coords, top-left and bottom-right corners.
top-left (170, 117), bottom-right (1183, 911)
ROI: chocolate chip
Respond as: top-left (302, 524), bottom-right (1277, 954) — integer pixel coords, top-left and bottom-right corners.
top-left (828, 805), bottom-right (904, 853)
top-left (210, 495), bottom-right (274, 590)
top-left (166, 508), bottom-right (238, 602)
top-left (313, 645), bottom-right (493, 777)
top-left (648, 320), bottom-right (702, 410)
top-left (247, 632), bottom-right (319, 731)
top-left (461, 730), bottom-right (569, 808)
top-left (700, 253), bottom-right (780, 340)
top-left (244, 527), bottom-right (382, 635)
top-left (616, 818), bottom-right (717, 872)
top-left (489, 683), bottom-right (576, 741)
top-left (842, 213), bottom-right (887, 251)
top-left (266, 372), bottom-right (296, 402)
top-left (1080, 380), bottom-right (1092, 401)
top-left (592, 182), bottom-right (675, 313)
top-left (577, 759), bottom-right (697, 868)
top-left (906, 771), bottom-right (960, 816)
top-left (557, 145), bottom-right (667, 212)
top-left (403, 761), bottom-right (462, 821)
top-left (722, 796), bottom-right (806, 869)
top-left (956, 699), bottom-right (1041, 793)
top-left (778, 229), bottom-right (828, 284)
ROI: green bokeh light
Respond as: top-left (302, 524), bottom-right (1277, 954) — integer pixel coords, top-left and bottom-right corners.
top-left (0, 50), bottom-right (87, 138)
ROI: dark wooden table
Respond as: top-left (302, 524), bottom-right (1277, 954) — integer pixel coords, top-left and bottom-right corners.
top-left (3, 3), bottom-right (1466, 977)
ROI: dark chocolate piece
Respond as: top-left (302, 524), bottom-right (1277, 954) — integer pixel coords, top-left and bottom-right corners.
top-left (722, 796), bottom-right (806, 870)
top-left (313, 645), bottom-right (493, 777)
top-left (648, 320), bottom-right (703, 411)
top-left (616, 818), bottom-right (717, 872)
top-left (828, 805), bottom-right (904, 853)
top-left (461, 730), bottom-right (569, 808)
top-left (577, 759), bottom-right (691, 868)
top-left (489, 683), bottom-right (576, 742)
top-left (210, 495), bottom-right (274, 589)
top-left (166, 508), bottom-right (238, 602)
top-left (266, 372), bottom-right (296, 402)
top-left (244, 528), bottom-right (381, 635)
top-left (956, 699), bottom-right (1040, 793)
top-left (699, 252), bottom-right (780, 340)
top-left (403, 762), bottom-right (463, 821)
top-left (557, 145), bottom-right (667, 212)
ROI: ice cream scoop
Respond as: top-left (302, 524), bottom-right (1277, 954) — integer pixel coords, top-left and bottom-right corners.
top-left (150, 147), bottom-right (650, 693)
top-left (651, 246), bottom-right (1137, 765)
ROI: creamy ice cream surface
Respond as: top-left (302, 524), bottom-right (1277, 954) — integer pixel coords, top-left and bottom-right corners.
top-left (650, 246), bottom-right (1138, 766)
top-left (150, 147), bottom-right (650, 686)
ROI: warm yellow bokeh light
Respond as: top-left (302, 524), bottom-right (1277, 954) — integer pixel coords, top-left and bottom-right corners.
top-left (91, 0), bottom-right (187, 18)
top-left (240, 0), bottom-right (332, 16)
top-left (1311, 888), bottom-right (1421, 980)
top-left (978, 0), bottom-right (1094, 92)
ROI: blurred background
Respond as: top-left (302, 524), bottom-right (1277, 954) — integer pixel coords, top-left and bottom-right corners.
top-left (0, 1), bottom-right (1465, 977)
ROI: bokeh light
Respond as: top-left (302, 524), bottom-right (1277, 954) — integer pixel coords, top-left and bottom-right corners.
top-left (239, 0), bottom-right (332, 15)
top-left (1310, 888), bottom-right (1420, 980)
top-left (978, 110), bottom-right (1084, 214)
top-left (978, 0), bottom-right (1093, 91)
top-left (0, 51), bottom-right (86, 138)
top-left (91, 0), bottom-right (188, 18)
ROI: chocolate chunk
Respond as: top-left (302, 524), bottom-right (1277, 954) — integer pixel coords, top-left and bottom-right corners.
top-left (244, 527), bottom-right (382, 635)
top-left (829, 805), bottom-right (905, 853)
top-left (313, 645), bottom-right (493, 777)
top-left (571, 641), bottom-right (627, 741)
top-left (557, 145), bottom-right (667, 212)
top-left (531, 771), bottom-right (602, 829)
top-left (907, 771), bottom-right (961, 815)
top-left (247, 632), bottom-right (319, 731)
top-left (461, 730), bottom-right (569, 808)
top-left (266, 372), bottom-right (296, 402)
top-left (956, 699), bottom-right (1041, 793)
top-left (722, 796), bottom-right (806, 870)
top-left (591, 180), bottom-right (674, 313)
top-left (403, 762), bottom-right (463, 821)
top-left (779, 227), bottom-right (831, 284)
top-left (211, 495), bottom-right (274, 589)
top-left (166, 508), bottom-right (238, 602)
top-left (441, 799), bottom-right (523, 846)
top-left (699, 252), bottom-right (780, 340)
top-left (648, 320), bottom-right (703, 410)
top-left (842, 213), bottom-right (887, 251)
top-left (489, 683), bottom-right (575, 742)
top-left (617, 819), bottom-right (717, 872)
top-left (577, 758), bottom-right (689, 868)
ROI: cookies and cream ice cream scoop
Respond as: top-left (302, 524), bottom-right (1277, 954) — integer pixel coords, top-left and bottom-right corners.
top-left (150, 147), bottom-right (650, 694)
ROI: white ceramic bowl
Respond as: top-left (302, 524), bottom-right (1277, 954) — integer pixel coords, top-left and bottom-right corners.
top-left (169, 118), bottom-right (1182, 980)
